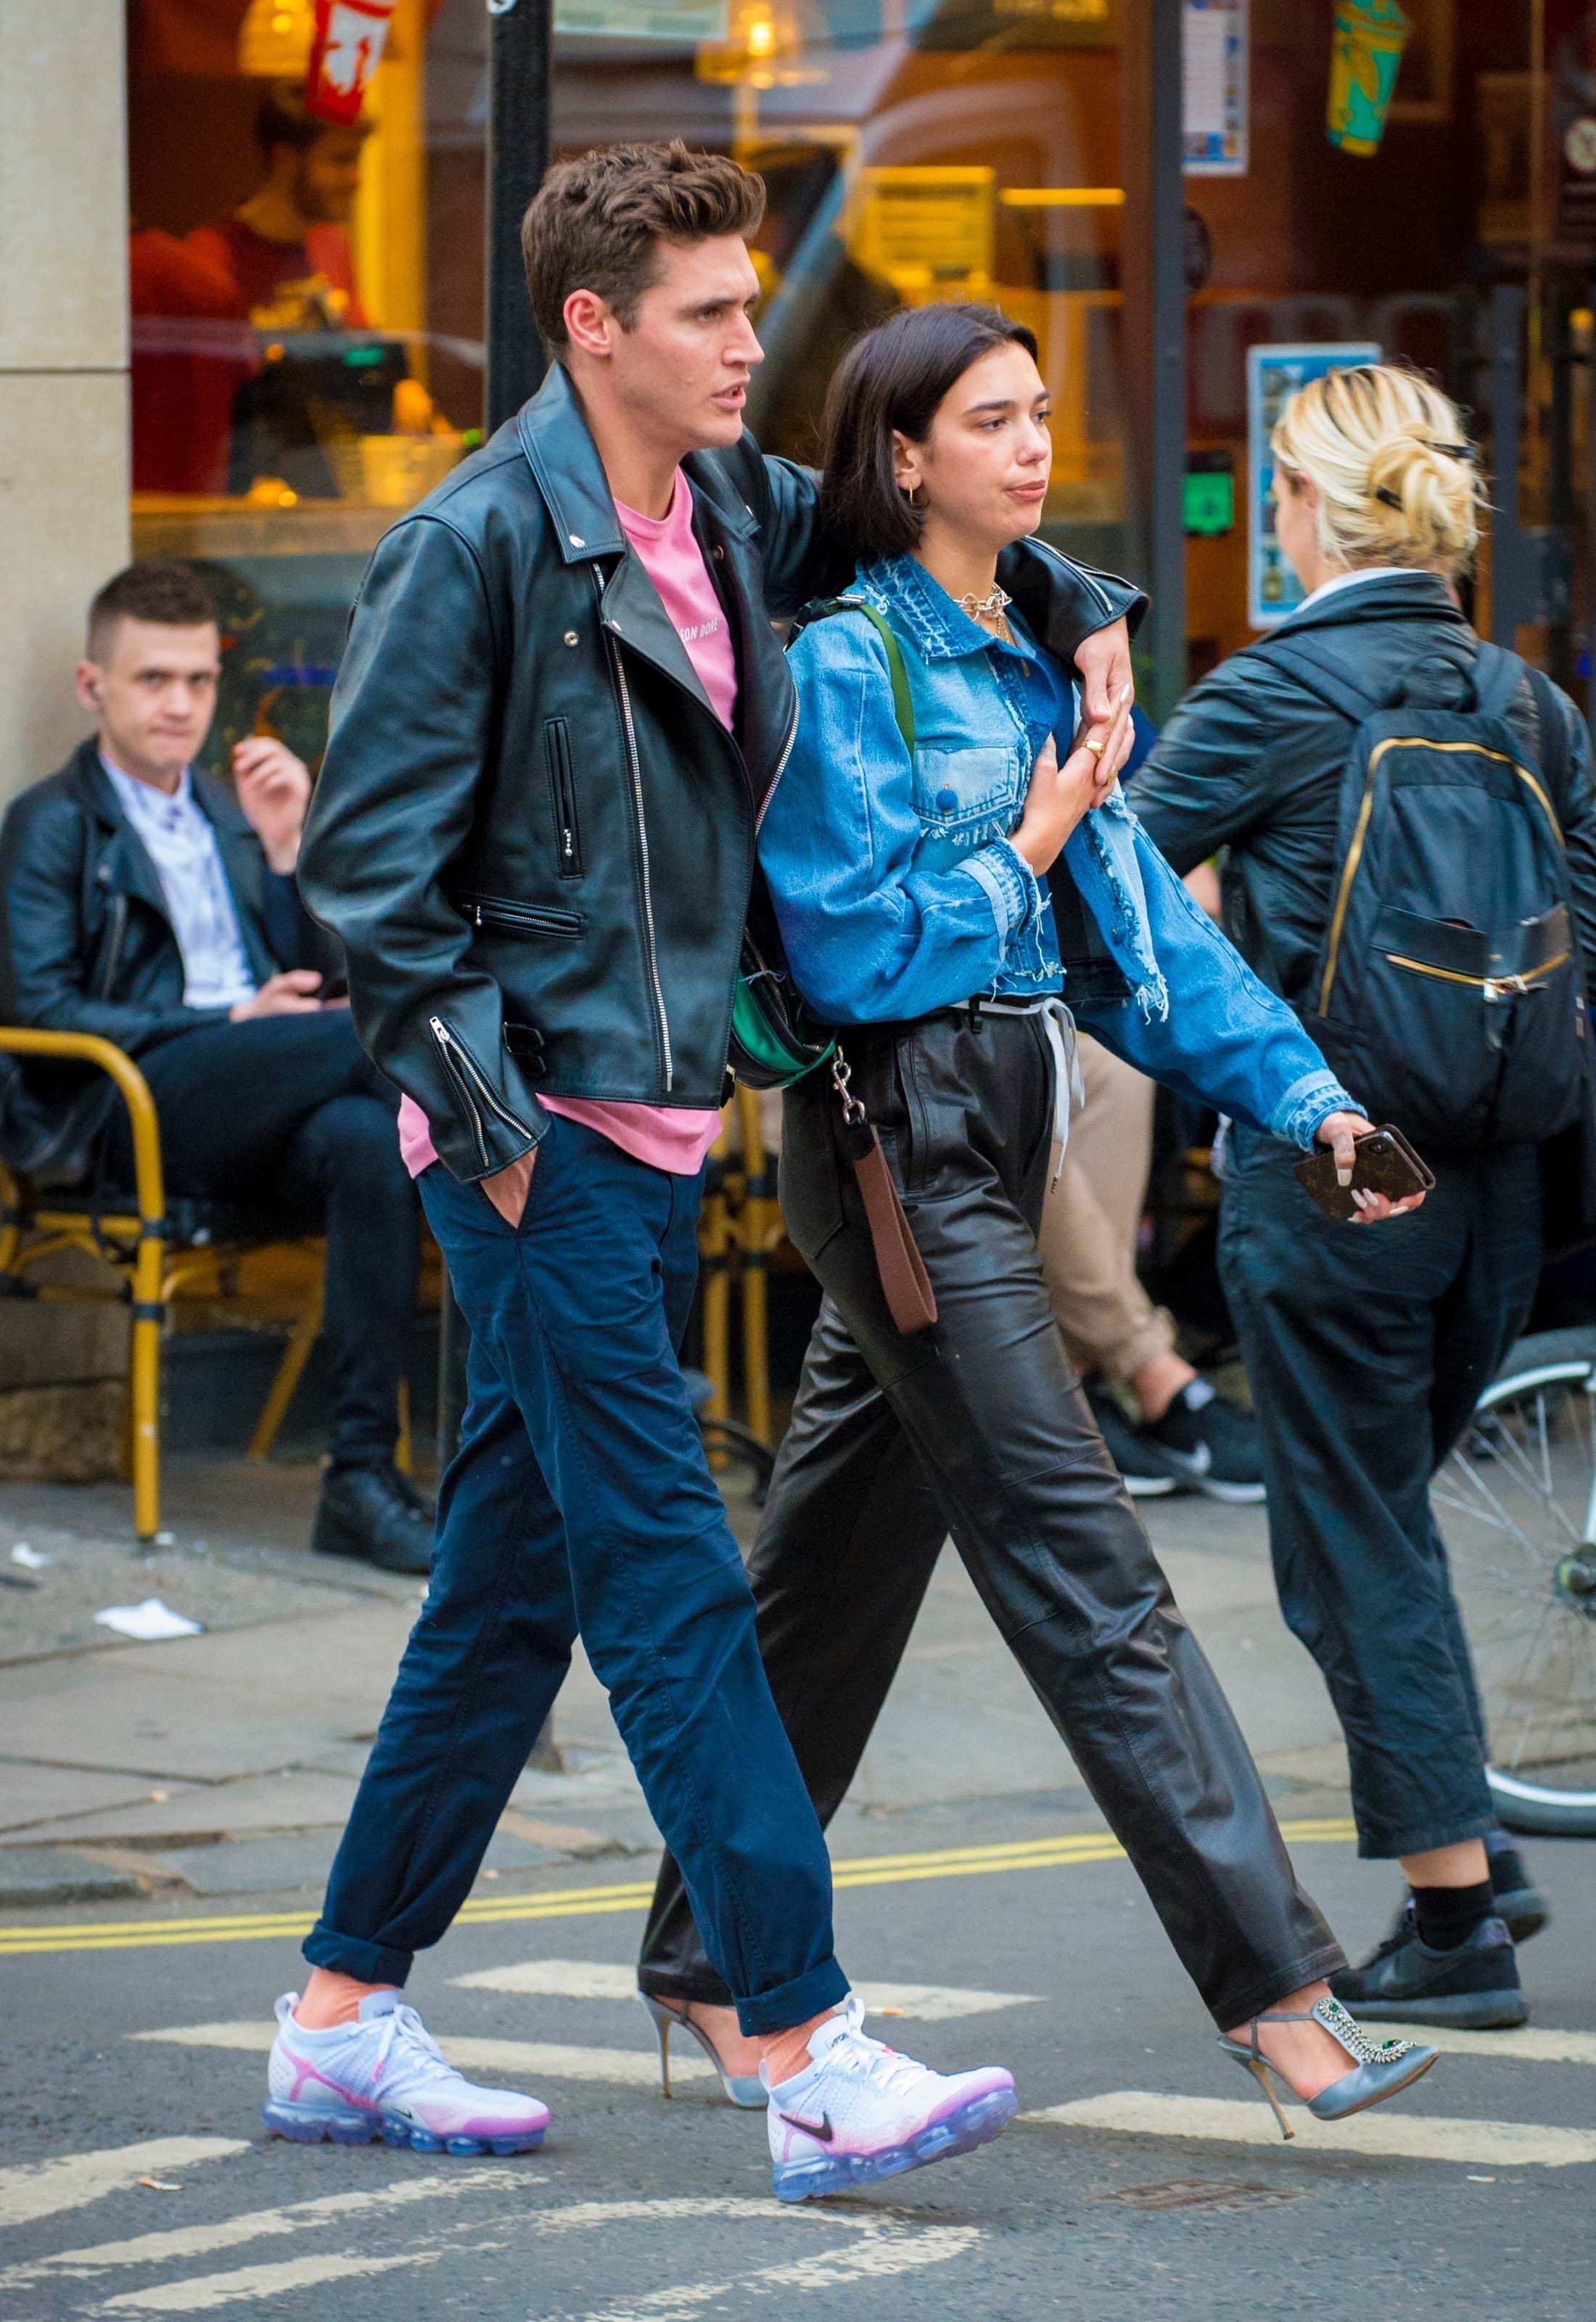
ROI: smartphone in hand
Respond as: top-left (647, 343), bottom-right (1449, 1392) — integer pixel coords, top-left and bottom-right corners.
top-left (1293, 1125), bottom-right (1435, 1223)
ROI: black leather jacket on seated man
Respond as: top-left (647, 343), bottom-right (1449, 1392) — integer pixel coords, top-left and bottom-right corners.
top-left (297, 361), bottom-right (1146, 1185)
top-left (0, 742), bottom-right (332, 1180)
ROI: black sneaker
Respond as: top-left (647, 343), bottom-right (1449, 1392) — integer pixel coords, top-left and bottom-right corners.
top-left (1132, 1379), bottom-right (1267, 1504)
top-left (1381, 1842), bottom-right (1551, 1951)
top-left (313, 1461), bottom-right (435, 1576)
top-left (1329, 1913), bottom-right (1528, 2029)
top-left (1084, 1383), bottom-right (1177, 1498)
top-left (1485, 1837), bottom-right (1550, 1943)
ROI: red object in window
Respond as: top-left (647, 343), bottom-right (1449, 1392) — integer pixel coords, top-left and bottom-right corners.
top-left (306, 0), bottom-right (397, 126)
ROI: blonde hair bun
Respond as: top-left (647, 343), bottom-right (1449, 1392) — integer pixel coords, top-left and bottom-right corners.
top-left (1270, 365), bottom-right (1482, 575)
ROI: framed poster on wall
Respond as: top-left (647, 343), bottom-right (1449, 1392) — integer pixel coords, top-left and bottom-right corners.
top-left (1247, 342), bottom-right (1381, 628)
top-left (1183, 0), bottom-right (1249, 177)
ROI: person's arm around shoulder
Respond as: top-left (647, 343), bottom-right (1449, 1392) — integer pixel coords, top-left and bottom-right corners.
top-left (299, 512), bottom-right (547, 1191)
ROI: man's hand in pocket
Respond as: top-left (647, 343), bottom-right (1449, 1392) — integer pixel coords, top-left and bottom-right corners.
top-left (482, 1148), bottom-right (537, 1227)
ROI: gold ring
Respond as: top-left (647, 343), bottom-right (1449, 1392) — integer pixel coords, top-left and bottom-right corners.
top-left (1085, 737), bottom-right (1106, 759)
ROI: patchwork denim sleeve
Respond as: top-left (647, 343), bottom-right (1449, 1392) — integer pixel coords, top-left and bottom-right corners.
top-left (1074, 828), bottom-right (1362, 1147)
top-left (760, 618), bottom-right (1042, 1024)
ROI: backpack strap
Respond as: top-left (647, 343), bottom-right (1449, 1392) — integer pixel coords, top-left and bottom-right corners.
top-left (1243, 630), bottom-right (1385, 726)
top-left (1470, 639), bottom-right (1526, 723)
top-left (790, 595), bottom-right (916, 753)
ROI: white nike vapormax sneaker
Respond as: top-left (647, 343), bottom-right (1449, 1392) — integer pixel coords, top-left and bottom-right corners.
top-left (264, 1990), bottom-right (550, 2155)
top-left (764, 1994), bottom-right (1016, 2202)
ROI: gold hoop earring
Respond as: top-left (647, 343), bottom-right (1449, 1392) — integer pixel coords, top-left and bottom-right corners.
top-left (902, 482), bottom-right (924, 510)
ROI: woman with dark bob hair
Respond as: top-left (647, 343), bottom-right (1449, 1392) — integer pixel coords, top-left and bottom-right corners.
top-left (636, 303), bottom-right (1436, 2137)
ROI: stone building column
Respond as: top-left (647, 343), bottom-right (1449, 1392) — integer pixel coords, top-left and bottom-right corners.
top-left (0, 2), bottom-right (131, 805)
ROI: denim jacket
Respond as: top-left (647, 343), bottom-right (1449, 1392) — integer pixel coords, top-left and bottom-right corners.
top-left (762, 553), bottom-right (1359, 1149)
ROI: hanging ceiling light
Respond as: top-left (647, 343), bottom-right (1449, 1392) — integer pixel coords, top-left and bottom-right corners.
top-left (238, 0), bottom-right (318, 76)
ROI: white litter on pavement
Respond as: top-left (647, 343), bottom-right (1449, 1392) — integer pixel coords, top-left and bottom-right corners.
top-left (11, 1543), bottom-right (48, 1568)
top-left (94, 1600), bottom-right (204, 1642)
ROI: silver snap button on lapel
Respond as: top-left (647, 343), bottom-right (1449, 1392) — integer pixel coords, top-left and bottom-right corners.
top-left (563, 630), bottom-right (579, 647)
top-left (568, 533), bottom-right (585, 548)
top-left (713, 545), bottom-right (725, 560)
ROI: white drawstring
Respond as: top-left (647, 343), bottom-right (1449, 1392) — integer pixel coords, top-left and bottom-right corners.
top-left (973, 995), bottom-right (1082, 1189)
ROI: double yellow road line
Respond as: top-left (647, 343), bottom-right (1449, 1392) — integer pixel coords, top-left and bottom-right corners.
top-left (0, 1818), bottom-right (1357, 1960)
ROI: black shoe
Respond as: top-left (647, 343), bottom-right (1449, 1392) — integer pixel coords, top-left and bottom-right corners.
top-left (1382, 1842), bottom-right (1550, 1950)
top-left (1084, 1383), bottom-right (1177, 1498)
top-left (313, 1461), bottom-right (435, 1576)
top-left (1133, 1379), bottom-right (1267, 1503)
top-left (1328, 1913), bottom-right (1528, 2029)
top-left (1485, 1837), bottom-right (1550, 1943)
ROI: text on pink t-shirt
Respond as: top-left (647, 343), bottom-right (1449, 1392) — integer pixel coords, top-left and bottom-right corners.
top-left (397, 469), bottom-right (736, 1181)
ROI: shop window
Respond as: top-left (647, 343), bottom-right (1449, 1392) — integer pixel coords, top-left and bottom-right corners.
top-left (126, 0), bottom-right (485, 775)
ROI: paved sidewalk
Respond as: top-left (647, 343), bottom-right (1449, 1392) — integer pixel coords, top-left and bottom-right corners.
top-left (0, 1451), bottom-right (1352, 1911)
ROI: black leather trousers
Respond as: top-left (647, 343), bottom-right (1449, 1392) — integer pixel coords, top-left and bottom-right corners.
top-left (638, 1008), bottom-right (1345, 2029)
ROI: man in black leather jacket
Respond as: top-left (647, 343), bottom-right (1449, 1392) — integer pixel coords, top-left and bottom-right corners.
top-left (0, 560), bottom-right (431, 1575)
top-left (280, 142), bottom-right (1141, 2167)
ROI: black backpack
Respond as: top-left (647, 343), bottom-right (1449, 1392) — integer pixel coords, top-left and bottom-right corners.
top-left (1256, 632), bottom-right (1588, 1151)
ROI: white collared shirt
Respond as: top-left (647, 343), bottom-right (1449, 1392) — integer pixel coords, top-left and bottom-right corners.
top-left (100, 756), bottom-right (258, 1010)
top-left (1290, 565), bottom-right (1437, 618)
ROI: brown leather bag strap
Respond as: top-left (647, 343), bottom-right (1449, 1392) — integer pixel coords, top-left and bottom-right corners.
top-left (831, 1048), bottom-right (938, 1336)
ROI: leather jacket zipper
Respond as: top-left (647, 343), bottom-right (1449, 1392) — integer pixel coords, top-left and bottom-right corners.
top-left (593, 570), bottom-right (672, 1091)
top-left (428, 1014), bottom-right (534, 1174)
top-left (543, 720), bottom-right (583, 877)
top-left (457, 893), bottom-right (583, 938)
top-left (754, 694), bottom-right (800, 835)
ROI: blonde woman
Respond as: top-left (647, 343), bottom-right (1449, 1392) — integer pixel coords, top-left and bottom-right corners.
top-left (1135, 364), bottom-right (1596, 2029)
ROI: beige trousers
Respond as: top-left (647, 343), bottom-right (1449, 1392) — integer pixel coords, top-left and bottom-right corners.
top-left (1037, 1031), bottom-right (1177, 1385)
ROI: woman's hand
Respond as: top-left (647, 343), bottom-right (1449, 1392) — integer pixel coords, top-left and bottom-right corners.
top-left (1315, 1109), bottom-right (1428, 1224)
top-left (1012, 688), bottom-right (1133, 877)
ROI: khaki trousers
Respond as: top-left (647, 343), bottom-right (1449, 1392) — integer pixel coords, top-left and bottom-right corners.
top-left (1037, 1031), bottom-right (1177, 1385)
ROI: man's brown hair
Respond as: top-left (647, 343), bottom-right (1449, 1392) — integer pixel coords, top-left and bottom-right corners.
top-left (521, 141), bottom-right (765, 355)
top-left (86, 561), bottom-right (217, 661)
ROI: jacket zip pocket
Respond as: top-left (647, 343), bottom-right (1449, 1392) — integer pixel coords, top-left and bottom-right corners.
top-left (1385, 948), bottom-right (1571, 1001)
top-left (428, 1015), bottom-right (535, 1174)
top-left (543, 718), bottom-right (583, 878)
top-left (456, 893), bottom-right (583, 939)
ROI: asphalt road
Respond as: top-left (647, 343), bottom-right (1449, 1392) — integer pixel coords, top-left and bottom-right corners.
top-left (2, 1808), bottom-right (1592, 2322)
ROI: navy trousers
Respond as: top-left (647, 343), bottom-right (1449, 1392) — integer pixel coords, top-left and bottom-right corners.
top-left (306, 1114), bottom-right (846, 2035)
top-left (1218, 1125), bottom-right (1543, 1860)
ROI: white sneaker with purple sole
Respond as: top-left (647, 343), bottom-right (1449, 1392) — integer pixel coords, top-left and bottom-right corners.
top-left (764, 1994), bottom-right (1016, 2202)
top-left (264, 1990), bottom-right (550, 2155)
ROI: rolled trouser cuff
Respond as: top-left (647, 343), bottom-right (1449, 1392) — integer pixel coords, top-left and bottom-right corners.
top-left (734, 1954), bottom-right (850, 2038)
top-left (1353, 1804), bottom-right (1497, 1862)
top-left (302, 1921), bottom-right (413, 1988)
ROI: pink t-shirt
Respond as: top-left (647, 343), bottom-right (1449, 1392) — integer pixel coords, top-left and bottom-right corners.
top-left (397, 470), bottom-right (736, 1181)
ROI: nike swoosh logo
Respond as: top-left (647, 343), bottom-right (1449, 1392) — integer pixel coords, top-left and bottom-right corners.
top-left (1162, 1440), bottom-right (1212, 1477)
top-left (778, 2109), bottom-right (834, 2142)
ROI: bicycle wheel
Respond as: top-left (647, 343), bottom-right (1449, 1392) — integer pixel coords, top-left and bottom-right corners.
top-left (1432, 1327), bottom-right (1596, 1836)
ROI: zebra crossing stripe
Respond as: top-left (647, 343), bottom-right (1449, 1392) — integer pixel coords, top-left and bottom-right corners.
top-left (131, 2020), bottom-right (713, 2088)
top-left (0, 2169), bottom-right (533, 2293)
top-left (450, 1958), bottom-right (1040, 2020)
top-left (1026, 2091), bottom-right (1596, 2167)
top-left (0, 2142), bottom-right (249, 2232)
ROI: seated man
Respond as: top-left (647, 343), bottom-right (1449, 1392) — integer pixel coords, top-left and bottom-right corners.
top-left (0, 559), bottom-right (429, 1574)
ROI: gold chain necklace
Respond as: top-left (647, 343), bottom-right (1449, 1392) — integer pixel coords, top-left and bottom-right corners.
top-left (956, 584), bottom-right (1013, 642)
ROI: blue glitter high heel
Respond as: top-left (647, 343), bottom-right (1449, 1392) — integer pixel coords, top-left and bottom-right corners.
top-left (1217, 1995), bottom-right (1438, 2139)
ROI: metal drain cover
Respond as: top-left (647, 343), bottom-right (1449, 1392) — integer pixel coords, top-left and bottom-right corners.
top-left (1101, 2178), bottom-right (1307, 2215)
